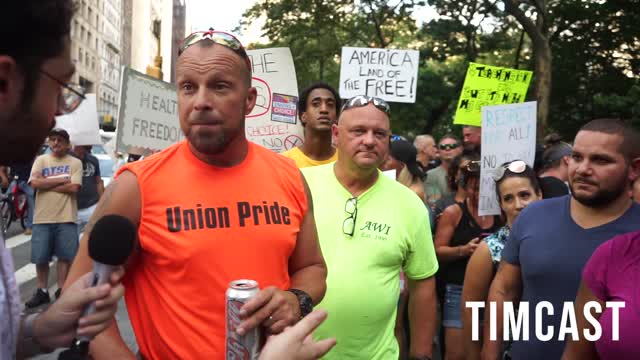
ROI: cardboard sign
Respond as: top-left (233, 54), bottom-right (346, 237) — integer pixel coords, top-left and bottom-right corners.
top-left (115, 48), bottom-right (302, 154)
top-left (479, 102), bottom-right (537, 216)
top-left (454, 63), bottom-right (533, 126)
top-left (339, 47), bottom-right (419, 103)
top-left (245, 48), bottom-right (303, 153)
top-left (56, 94), bottom-right (101, 146)
top-left (115, 67), bottom-right (183, 155)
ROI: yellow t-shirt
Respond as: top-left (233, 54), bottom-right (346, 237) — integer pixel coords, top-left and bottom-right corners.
top-left (281, 146), bottom-right (338, 168)
top-left (29, 153), bottom-right (82, 224)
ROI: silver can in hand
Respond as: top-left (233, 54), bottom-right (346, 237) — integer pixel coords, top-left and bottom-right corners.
top-left (226, 279), bottom-right (260, 360)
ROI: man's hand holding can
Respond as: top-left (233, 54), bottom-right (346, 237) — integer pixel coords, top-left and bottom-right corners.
top-left (237, 286), bottom-right (301, 336)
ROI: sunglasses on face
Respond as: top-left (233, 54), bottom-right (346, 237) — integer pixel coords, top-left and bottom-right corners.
top-left (343, 197), bottom-right (358, 237)
top-left (493, 160), bottom-right (528, 181)
top-left (439, 143), bottom-right (459, 151)
top-left (341, 95), bottom-right (391, 116)
top-left (179, 29), bottom-right (251, 71)
top-left (40, 70), bottom-right (86, 115)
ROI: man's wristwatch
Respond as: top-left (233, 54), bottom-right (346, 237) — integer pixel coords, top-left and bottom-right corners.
top-left (287, 288), bottom-right (313, 318)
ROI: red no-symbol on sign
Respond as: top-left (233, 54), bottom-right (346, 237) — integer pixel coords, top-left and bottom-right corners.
top-left (283, 135), bottom-right (303, 150)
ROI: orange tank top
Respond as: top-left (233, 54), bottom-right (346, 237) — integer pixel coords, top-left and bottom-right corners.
top-left (117, 141), bottom-right (307, 359)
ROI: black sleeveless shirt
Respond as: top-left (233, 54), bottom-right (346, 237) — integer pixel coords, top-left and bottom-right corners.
top-left (439, 200), bottom-right (502, 285)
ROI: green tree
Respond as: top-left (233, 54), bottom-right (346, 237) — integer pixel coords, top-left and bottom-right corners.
top-left (547, 0), bottom-right (640, 138)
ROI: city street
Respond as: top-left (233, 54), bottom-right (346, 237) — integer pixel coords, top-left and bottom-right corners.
top-left (6, 222), bottom-right (138, 359)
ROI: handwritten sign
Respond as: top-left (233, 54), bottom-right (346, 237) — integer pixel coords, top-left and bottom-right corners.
top-left (479, 102), bottom-right (537, 216)
top-left (454, 63), bottom-right (533, 126)
top-left (56, 94), bottom-right (101, 146)
top-left (339, 47), bottom-right (419, 103)
top-left (115, 67), bottom-right (183, 154)
top-left (246, 48), bottom-right (303, 152)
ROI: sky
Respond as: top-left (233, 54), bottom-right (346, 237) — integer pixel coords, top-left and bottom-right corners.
top-left (186, 0), bottom-right (438, 45)
top-left (186, 0), bottom-right (266, 44)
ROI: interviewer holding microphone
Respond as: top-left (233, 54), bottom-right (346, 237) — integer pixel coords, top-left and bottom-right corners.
top-left (0, 2), bottom-right (125, 358)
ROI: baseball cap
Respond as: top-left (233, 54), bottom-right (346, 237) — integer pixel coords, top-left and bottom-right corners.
top-left (390, 139), bottom-right (425, 180)
top-left (49, 128), bottom-right (70, 142)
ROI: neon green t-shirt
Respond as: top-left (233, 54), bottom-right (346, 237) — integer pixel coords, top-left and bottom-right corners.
top-left (302, 163), bottom-right (439, 360)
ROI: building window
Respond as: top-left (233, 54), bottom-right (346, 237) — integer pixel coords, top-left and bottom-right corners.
top-left (88, 32), bottom-right (92, 45)
top-left (91, 57), bottom-right (95, 70)
top-left (88, 8), bottom-right (92, 25)
top-left (95, 38), bottom-right (99, 50)
top-left (78, 48), bottom-right (83, 64)
top-left (81, 26), bottom-right (85, 42)
top-left (85, 53), bottom-right (89, 66)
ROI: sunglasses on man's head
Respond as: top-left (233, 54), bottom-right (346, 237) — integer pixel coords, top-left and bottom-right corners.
top-left (439, 143), bottom-right (459, 151)
top-left (341, 95), bottom-right (391, 116)
top-left (179, 29), bottom-right (251, 71)
top-left (492, 160), bottom-right (527, 182)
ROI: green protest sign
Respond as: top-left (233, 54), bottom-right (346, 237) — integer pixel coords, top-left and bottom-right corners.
top-left (453, 62), bottom-right (533, 126)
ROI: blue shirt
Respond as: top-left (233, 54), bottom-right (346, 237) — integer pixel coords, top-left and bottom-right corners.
top-left (502, 195), bottom-right (640, 360)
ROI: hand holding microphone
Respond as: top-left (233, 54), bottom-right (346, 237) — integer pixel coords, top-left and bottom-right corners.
top-left (56, 215), bottom-right (136, 359)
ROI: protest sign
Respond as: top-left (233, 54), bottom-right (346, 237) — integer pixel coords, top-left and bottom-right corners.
top-left (479, 101), bottom-right (537, 216)
top-left (454, 63), bottom-right (533, 127)
top-left (56, 94), bottom-right (101, 146)
top-left (246, 47), bottom-right (303, 152)
top-left (339, 47), bottom-right (419, 103)
top-left (115, 67), bottom-right (183, 154)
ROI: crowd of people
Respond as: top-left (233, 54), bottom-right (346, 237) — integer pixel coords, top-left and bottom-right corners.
top-left (2, 1), bottom-right (640, 360)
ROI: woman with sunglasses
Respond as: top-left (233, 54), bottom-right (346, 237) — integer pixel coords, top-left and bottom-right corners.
top-left (460, 161), bottom-right (542, 360)
top-left (433, 154), bottom-right (474, 224)
top-left (434, 155), bottom-right (503, 360)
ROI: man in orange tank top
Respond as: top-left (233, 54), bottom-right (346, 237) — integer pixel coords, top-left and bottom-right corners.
top-left (64, 30), bottom-right (329, 359)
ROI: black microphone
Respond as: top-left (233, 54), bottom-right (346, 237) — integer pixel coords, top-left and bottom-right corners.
top-left (58, 214), bottom-right (136, 360)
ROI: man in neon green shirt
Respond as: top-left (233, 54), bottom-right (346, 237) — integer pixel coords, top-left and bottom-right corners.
top-left (302, 95), bottom-right (439, 360)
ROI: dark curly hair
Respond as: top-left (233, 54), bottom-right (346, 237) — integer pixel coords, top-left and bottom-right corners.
top-left (448, 153), bottom-right (480, 190)
top-left (1, 1), bottom-right (76, 107)
top-left (298, 82), bottom-right (341, 122)
top-left (447, 154), bottom-right (470, 192)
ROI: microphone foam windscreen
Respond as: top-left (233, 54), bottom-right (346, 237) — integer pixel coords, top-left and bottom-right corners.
top-left (88, 214), bottom-right (137, 266)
